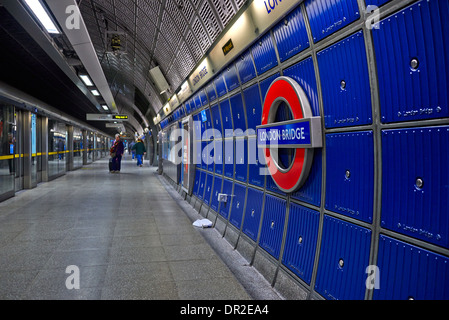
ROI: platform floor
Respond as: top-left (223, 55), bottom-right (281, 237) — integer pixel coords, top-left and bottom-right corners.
top-left (0, 155), bottom-right (282, 300)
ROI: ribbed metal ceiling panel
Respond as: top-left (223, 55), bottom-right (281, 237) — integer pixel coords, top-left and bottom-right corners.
top-left (79, 0), bottom-right (246, 114)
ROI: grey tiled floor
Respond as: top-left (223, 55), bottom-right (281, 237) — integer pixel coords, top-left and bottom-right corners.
top-left (0, 156), bottom-right (281, 300)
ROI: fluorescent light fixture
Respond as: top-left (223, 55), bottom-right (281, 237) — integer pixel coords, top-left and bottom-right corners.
top-left (101, 105), bottom-right (109, 111)
top-left (91, 90), bottom-right (100, 96)
top-left (80, 75), bottom-right (94, 86)
top-left (24, 0), bottom-right (60, 34)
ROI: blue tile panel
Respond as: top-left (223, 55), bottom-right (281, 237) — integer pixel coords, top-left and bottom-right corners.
top-left (197, 170), bottom-right (207, 200)
top-left (214, 73), bottom-right (227, 98)
top-left (251, 32), bottom-right (278, 75)
top-left (206, 82), bottom-right (217, 102)
top-left (365, 0), bottom-right (391, 6)
top-left (229, 182), bottom-right (247, 229)
top-left (315, 215), bottom-right (371, 300)
top-left (219, 178), bottom-right (233, 219)
top-left (210, 103), bottom-right (222, 138)
top-left (291, 148), bottom-right (322, 207)
top-left (220, 99), bottom-right (233, 138)
top-left (201, 141), bottom-right (208, 170)
top-left (248, 137), bottom-right (265, 188)
top-left (235, 138), bottom-right (247, 183)
top-left (203, 173), bottom-right (214, 205)
top-left (283, 56), bottom-right (320, 117)
top-left (224, 138), bottom-right (234, 179)
top-left (259, 72), bottom-right (280, 102)
top-left (214, 139), bottom-right (223, 175)
top-left (374, 235), bottom-right (449, 300)
top-left (305, 0), bottom-right (360, 43)
top-left (236, 50), bottom-right (256, 84)
top-left (210, 175), bottom-right (222, 212)
top-left (199, 89), bottom-right (208, 107)
top-left (243, 188), bottom-right (264, 241)
top-left (259, 195), bottom-right (287, 259)
top-left (224, 64), bottom-right (240, 92)
top-left (192, 170), bottom-right (201, 197)
top-left (317, 31), bottom-right (372, 128)
top-left (381, 126), bottom-right (449, 249)
top-left (282, 203), bottom-right (320, 284)
top-left (325, 131), bottom-right (374, 223)
top-left (185, 100), bottom-right (191, 114)
top-left (372, 0), bottom-right (449, 123)
top-left (230, 93), bottom-right (247, 136)
top-left (273, 4), bottom-right (309, 62)
top-left (243, 83), bottom-right (262, 135)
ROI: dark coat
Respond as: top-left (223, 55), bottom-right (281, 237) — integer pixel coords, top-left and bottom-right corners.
top-left (132, 141), bottom-right (146, 155)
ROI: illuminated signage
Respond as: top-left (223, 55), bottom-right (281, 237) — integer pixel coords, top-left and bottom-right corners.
top-left (192, 65), bottom-right (208, 86)
top-left (113, 115), bottom-right (128, 120)
top-left (222, 38), bottom-right (234, 56)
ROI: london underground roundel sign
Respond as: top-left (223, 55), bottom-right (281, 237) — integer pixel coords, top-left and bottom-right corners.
top-left (256, 76), bottom-right (323, 193)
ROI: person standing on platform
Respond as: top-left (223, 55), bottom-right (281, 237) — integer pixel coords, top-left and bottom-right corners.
top-left (128, 140), bottom-right (135, 159)
top-left (132, 138), bottom-right (146, 167)
top-left (110, 133), bottom-right (124, 173)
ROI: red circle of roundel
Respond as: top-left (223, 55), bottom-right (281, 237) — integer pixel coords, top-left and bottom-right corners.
top-left (261, 77), bottom-right (310, 193)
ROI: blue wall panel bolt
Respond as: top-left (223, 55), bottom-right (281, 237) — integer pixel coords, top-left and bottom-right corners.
top-left (273, 5), bottom-right (309, 63)
top-left (325, 131), bottom-right (374, 223)
top-left (305, 0), bottom-right (360, 43)
top-left (243, 187), bottom-right (264, 241)
top-left (282, 203), bottom-right (320, 284)
top-left (374, 235), bottom-right (449, 300)
top-left (317, 31), bottom-right (372, 128)
top-left (372, 0), bottom-right (449, 123)
top-left (381, 125), bottom-right (449, 249)
top-left (259, 195), bottom-right (287, 259)
top-left (315, 215), bottom-right (371, 300)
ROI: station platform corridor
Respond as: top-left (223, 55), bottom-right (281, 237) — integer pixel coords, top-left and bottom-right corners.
top-left (0, 156), bottom-right (282, 300)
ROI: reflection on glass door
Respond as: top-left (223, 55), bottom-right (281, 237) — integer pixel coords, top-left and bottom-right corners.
top-left (0, 104), bottom-right (15, 199)
top-left (73, 127), bottom-right (83, 169)
top-left (48, 120), bottom-right (67, 178)
top-left (31, 113), bottom-right (37, 186)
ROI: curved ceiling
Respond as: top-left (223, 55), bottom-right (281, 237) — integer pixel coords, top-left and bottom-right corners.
top-left (78, 0), bottom-right (246, 115)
